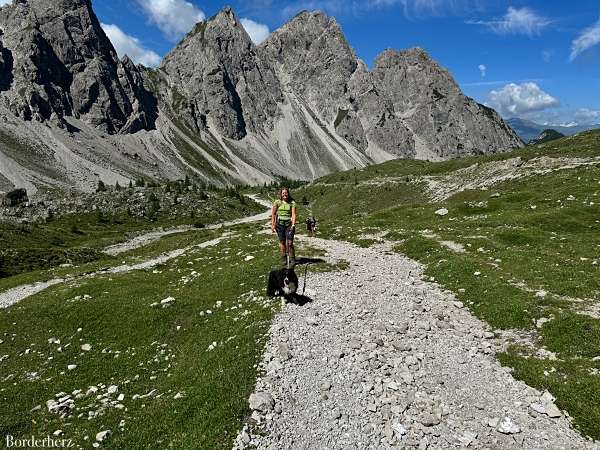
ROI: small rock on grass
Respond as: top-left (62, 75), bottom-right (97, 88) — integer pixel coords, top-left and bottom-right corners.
top-left (544, 402), bottom-right (562, 418)
top-left (96, 430), bottom-right (111, 442)
top-left (160, 297), bottom-right (175, 308)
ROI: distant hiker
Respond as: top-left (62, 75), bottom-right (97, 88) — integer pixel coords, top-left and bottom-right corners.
top-left (306, 216), bottom-right (317, 237)
top-left (272, 187), bottom-right (297, 267)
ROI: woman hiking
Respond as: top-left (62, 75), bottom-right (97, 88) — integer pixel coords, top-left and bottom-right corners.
top-left (271, 187), bottom-right (297, 268)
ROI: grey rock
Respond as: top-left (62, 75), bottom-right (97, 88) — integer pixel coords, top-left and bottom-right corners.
top-left (418, 413), bottom-right (441, 427)
top-left (0, 4), bottom-right (521, 192)
top-left (495, 416), bottom-right (521, 434)
top-left (161, 7), bottom-right (282, 139)
top-left (530, 402), bottom-right (546, 414)
top-left (0, 0), bottom-right (155, 133)
top-left (349, 338), bottom-right (361, 350)
top-left (319, 380), bottom-right (332, 391)
top-left (249, 392), bottom-right (274, 412)
top-left (458, 430), bottom-right (478, 446)
top-left (95, 430), bottom-right (110, 442)
top-left (277, 343), bottom-right (292, 361)
top-left (544, 402), bottom-right (562, 418)
top-left (305, 315), bottom-right (319, 326)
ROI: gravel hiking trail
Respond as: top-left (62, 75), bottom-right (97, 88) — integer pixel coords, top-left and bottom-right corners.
top-left (235, 237), bottom-right (597, 450)
top-left (103, 194), bottom-right (272, 256)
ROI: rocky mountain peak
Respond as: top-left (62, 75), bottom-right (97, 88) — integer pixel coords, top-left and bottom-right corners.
top-left (261, 9), bottom-right (358, 124)
top-left (373, 46), bottom-right (459, 92)
top-left (215, 5), bottom-right (236, 22)
top-left (0, 0), bottom-right (155, 133)
top-left (160, 5), bottom-right (282, 140)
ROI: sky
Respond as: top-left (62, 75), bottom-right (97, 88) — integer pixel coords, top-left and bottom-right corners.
top-left (88, 0), bottom-right (600, 127)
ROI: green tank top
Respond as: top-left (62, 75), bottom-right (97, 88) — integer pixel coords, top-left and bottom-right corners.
top-left (274, 199), bottom-right (295, 222)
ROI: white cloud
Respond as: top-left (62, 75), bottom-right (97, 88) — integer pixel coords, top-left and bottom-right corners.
top-left (392, 0), bottom-right (474, 16)
top-left (462, 78), bottom-right (544, 88)
top-left (542, 50), bottom-right (553, 63)
top-left (574, 108), bottom-right (600, 124)
top-left (101, 23), bottom-right (162, 67)
top-left (240, 18), bottom-right (270, 44)
top-left (469, 7), bottom-right (551, 37)
top-left (570, 18), bottom-right (600, 61)
top-left (488, 82), bottom-right (559, 117)
top-left (0, 0), bottom-right (12, 6)
top-left (138, 0), bottom-right (205, 42)
top-left (478, 64), bottom-right (486, 77)
top-left (282, 0), bottom-right (476, 18)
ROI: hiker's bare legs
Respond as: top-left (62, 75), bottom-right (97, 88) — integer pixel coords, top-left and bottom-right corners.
top-left (278, 240), bottom-right (287, 266)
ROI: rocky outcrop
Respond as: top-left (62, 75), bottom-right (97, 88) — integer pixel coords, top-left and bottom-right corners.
top-left (160, 7), bottom-right (282, 139)
top-left (260, 11), bottom-right (358, 125)
top-left (367, 48), bottom-right (521, 157)
top-left (260, 13), bottom-right (522, 160)
top-left (0, 0), bottom-right (155, 133)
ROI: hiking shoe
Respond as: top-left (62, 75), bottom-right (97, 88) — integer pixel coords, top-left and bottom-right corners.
top-left (289, 256), bottom-right (296, 268)
top-left (281, 254), bottom-right (288, 267)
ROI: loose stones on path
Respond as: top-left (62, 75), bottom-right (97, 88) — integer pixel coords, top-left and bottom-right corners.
top-left (236, 237), bottom-right (596, 450)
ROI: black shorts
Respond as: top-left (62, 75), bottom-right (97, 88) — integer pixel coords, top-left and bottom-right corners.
top-left (276, 222), bottom-right (295, 242)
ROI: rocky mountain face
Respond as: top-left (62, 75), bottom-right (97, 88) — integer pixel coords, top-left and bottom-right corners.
top-left (0, 2), bottom-right (522, 196)
top-left (160, 7), bottom-right (282, 139)
top-left (0, 0), bottom-right (155, 133)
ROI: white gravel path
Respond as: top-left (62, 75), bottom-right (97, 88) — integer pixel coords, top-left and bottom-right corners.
top-left (103, 194), bottom-right (272, 256)
top-left (236, 237), bottom-right (598, 450)
top-left (0, 196), bottom-right (273, 309)
top-left (0, 235), bottom-right (229, 309)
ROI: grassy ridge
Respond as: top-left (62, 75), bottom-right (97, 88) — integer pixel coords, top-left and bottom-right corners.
top-left (296, 130), bottom-right (600, 439)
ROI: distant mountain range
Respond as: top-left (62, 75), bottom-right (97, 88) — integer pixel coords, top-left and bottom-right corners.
top-left (0, 0), bottom-right (522, 195)
top-left (506, 118), bottom-right (600, 143)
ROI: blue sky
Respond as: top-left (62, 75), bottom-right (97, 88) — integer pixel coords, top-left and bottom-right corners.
top-left (92, 0), bottom-right (600, 127)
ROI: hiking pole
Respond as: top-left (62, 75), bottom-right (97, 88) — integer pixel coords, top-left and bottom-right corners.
top-left (302, 264), bottom-right (308, 295)
top-left (286, 227), bottom-right (290, 270)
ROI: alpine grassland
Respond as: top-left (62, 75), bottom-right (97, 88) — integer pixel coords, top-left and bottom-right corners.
top-left (0, 191), bottom-right (331, 448)
top-left (296, 130), bottom-right (600, 439)
top-left (0, 184), bottom-right (263, 282)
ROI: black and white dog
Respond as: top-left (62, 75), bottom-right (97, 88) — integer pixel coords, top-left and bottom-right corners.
top-left (267, 267), bottom-right (299, 298)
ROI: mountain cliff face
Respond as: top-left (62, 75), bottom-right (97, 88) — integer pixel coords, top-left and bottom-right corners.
top-left (0, 0), bottom-right (155, 133)
top-left (160, 7), bottom-right (282, 139)
top-left (0, 2), bottom-right (522, 195)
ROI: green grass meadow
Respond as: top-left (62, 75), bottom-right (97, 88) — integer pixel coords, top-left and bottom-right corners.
top-left (2, 130), bottom-right (600, 445)
top-left (0, 223), bottom-right (287, 449)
